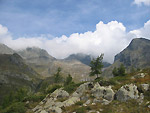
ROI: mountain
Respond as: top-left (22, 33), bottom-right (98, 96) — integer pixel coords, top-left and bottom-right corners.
top-left (115, 38), bottom-right (150, 68)
top-left (0, 43), bottom-right (14, 54)
top-left (18, 48), bottom-right (90, 81)
top-left (65, 53), bottom-right (92, 66)
top-left (102, 38), bottom-right (150, 77)
top-left (0, 53), bottom-right (40, 103)
top-left (18, 47), bottom-right (56, 64)
top-left (65, 53), bottom-right (111, 68)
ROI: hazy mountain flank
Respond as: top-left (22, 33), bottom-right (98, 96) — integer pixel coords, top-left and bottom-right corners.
top-left (18, 47), bottom-right (90, 81)
top-left (0, 43), bottom-right (14, 54)
top-left (65, 53), bottom-right (111, 68)
top-left (0, 53), bottom-right (40, 103)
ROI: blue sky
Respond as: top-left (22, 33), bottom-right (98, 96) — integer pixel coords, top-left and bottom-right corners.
top-left (0, 0), bottom-right (150, 62)
top-left (0, 0), bottom-right (150, 38)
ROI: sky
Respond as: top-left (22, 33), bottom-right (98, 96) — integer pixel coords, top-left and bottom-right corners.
top-left (0, 0), bottom-right (150, 63)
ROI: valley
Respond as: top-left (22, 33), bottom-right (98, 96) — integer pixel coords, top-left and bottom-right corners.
top-left (0, 38), bottom-right (150, 113)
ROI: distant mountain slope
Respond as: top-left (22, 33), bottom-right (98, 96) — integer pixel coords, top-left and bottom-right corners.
top-left (102, 38), bottom-right (150, 77)
top-left (0, 53), bottom-right (40, 103)
top-left (18, 48), bottom-right (90, 81)
top-left (18, 47), bottom-right (56, 64)
top-left (65, 53), bottom-right (111, 68)
top-left (65, 53), bottom-right (92, 66)
top-left (0, 43), bottom-right (14, 54)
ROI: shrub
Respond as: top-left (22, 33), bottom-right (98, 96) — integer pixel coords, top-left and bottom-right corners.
top-left (94, 77), bottom-right (104, 82)
top-left (112, 64), bottom-right (126, 77)
top-left (64, 74), bottom-right (73, 86)
top-left (63, 82), bottom-right (83, 94)
top-left (3, 102), bottom-right (26, 113)
top-left (24, 93), bottom-right (45, 102)
top-left (74, 106), bottom-right (86, 113)
top-left (46, 84), bottom-right (62, 94)
top-left (75, 101), bottom-right (84, 106)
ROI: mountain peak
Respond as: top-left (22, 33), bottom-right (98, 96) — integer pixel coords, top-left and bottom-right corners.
top-left (0, 43), bottom-right (14, 54)
top-left (114, 37), bottom-right (150, 68)
top-left (18, 47), bottom-right (56, 60)
top-left (127, 38), bottom-right (150, 51)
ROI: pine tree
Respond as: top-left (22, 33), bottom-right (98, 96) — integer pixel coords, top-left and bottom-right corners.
top-left (54, 67), bottom-right (62, 83)
top-left (89, 54), bottom-right (104, 78)
top-left (112, 64), bottom-right (126, 77)
top-left (64, 74), bottom-right (72, 86)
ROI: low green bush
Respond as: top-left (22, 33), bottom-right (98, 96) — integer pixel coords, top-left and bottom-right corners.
top-left (63, 82), bottom-right (82, 94)
top-left (46, 84), bottom-right (62, 94)
top-left (74, 106), bottom-right (86, 113)
top-left (2, 102), bottom-right (26, 113)
top-left (75, 101), bottom-right (84, 106)
top-left (24, 94), bottom-right (45, 102)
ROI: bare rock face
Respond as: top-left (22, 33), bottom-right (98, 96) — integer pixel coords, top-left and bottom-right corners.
top-left (140, 84), bottom-right (149, 91)
top-left (115, 38), bottom-right (150, 69)
top-left (72, 82), bottom-right (93, 97)
top-left (63, 97), bottom-right (80, 107)
top-left (91, 82), bottom-right (115, 101)
top-left (51, 88), bottom-right (69, 99)
top-left (33, 89), bottom-right (68, 113)
top-left (115, 84), bottom-right (139, 102)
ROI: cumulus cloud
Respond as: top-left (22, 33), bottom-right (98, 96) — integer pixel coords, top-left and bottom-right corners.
top-left (133, 0), bottom-right (150, 6)
top-left (0, 20), bottom-right (150, 63)
top-left (130, 20), bottom-right (150, 38)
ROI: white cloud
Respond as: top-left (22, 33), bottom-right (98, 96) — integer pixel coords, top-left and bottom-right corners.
top-left (0, 20), bottom-right (150, 63)
top-left (130, 20), bottom-right (150, 38)
top-left (133, 0), bottom-right (150, 6)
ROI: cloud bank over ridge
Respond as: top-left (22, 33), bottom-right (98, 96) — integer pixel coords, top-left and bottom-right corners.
top-left (0, 20), bottom-right (150, 63)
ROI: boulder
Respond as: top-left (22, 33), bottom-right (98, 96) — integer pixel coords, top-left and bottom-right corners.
top-left (74, 82), bottom-right (93, 97)
top-left (49, 106), bottom-right (62, 113)
top-left (63, 97), bottom-right (80, 107)
top-left (115, 84), bottom-right (139, 102)
top-left (91, 82), bottom-right (114, 101)
top-left (51, 88), bottom-right (69, 99)
top-left (93, 98), bottom-right (111, 105)
top-left (140, 84), bottom-right (149, 92)
top-left (40, 110), bottom-right (48, 113)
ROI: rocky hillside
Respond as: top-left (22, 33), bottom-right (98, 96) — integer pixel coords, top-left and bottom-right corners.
top-left (18, 48), bottom-right (90, 81)
top-left (0, 53), bottom-right (40, 103)
top-left (32, 69), bottom-right (150, 113)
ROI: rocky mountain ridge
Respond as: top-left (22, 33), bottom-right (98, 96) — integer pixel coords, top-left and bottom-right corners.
top-left (115, 38), bottom-right (150, 69)
top-left (102, 38), bottom-right (150, 77)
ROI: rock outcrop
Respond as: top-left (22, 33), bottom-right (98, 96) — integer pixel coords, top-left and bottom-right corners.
top-left (33, 82), bottom-right (116, 113)
top-left (115, 84), bottom-right (139, 101)
top-left (91, 82), bottom-right (114, 101)
top-left (33, 82), bottom-right (148, 113)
